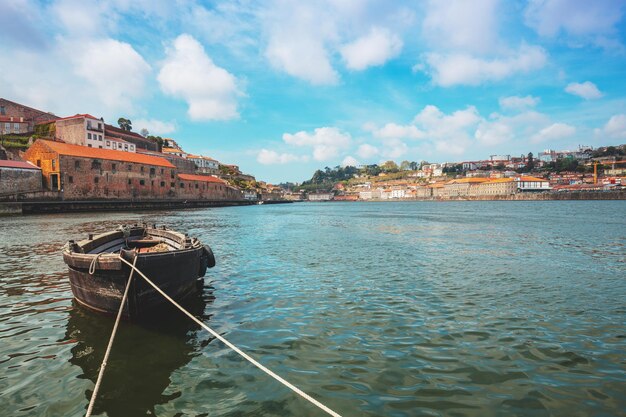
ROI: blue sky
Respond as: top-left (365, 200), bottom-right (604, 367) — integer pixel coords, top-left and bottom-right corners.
top-left (2, 0), bottom-right (626, 183)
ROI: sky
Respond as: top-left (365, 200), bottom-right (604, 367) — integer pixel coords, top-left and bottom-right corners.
top-left (1, 0), bottom-right (626, 183)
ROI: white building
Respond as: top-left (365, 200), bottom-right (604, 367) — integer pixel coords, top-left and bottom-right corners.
top-left (515, 176), bottom-right (551, 191)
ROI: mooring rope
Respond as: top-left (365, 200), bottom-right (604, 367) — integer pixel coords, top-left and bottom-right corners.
top-left (85, 255), bottom-right (138, 417)
top-left (117, 256), bottom-right (342, 417)
top-left (88, 253), bottom-right (104, 275)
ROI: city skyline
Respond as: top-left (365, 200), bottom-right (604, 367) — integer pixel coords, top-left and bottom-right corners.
top-left (2, 0), bottom-right (626, 183)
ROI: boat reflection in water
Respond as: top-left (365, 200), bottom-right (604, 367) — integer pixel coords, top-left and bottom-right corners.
top-left (64, 286), bottom-right (212, 416)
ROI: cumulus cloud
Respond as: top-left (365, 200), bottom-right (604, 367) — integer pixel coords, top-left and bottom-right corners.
top-left (340, 27), bottom-right (402, 70)
top-left (341, 156), bottom-right (360, 167)
top-left (499, 95), bottom-right (540, 110)
top-left (372, 123), bottom-right (424, 140)
top-left (565, 81), bottom-right (603, 100)
top-left (531, 122), bottom-right (576, 143)
top-left (595, 114), bottom-right (626, 140)
top-left (257, 149), bottom-right (306, 165)
top-left (158, 34), bottom-right (241, 121)
top-left (283, 127), bottom-right (351, 161)
top-left (423, 44), bottom-right (548, 87)
top-left (475, 120), bottom-right (514, 146)
top-left (525, 0), bottom-right (624, 40)
top-left (133, 119), bottom-right (176, 135)
top-left (65, 38), bottom-right (150, 111)
top-left (422, 0), bottom-right (499, 54)
top-left (263, 3), bottom-right (339, 85)
top-left (357, 144), bottom-right (379, 159)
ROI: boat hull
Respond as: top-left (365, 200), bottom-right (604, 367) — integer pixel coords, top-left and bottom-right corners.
top-left (63, 227), bottom-right (212, 320)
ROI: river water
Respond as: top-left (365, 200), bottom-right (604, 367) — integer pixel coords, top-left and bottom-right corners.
top-left (0, 201), bottom-right (625, 417)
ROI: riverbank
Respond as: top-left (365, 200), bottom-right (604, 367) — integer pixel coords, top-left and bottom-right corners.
top-left (352, 190), bottom-right (626, 202)
top-left (0, 199), bottom-right (256, 215)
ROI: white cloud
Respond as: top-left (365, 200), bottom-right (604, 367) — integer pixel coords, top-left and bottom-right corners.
top-left (595, 114), bottom-right (626, 140)
top-left (340, 27), bottom-right (402, 70)
top-left (341, 156), bottom-right (360, 167)
top-left (380, 138), bottom-right (409, 159)
top-left (423, 44), bottom-right (548, 87)
top-left (158, 34), bottom-right (241, 121)
top-left (263, 3), bottom-right (339, 85)
top-left (133, 119), bottom-right (176, 135)
top-left (565, 81), bottom-right (603, 100)
top-left (499, 95), bottom-right (540, 110)
top-left (525, 0), bottom-right (624, 39)
top-left (257, 149), bottom-right (305, 165)
top-left (422, 0), bottom-right (499, 54)
top-left (531, 122), bottom-right (576, 143)
top-left (65, 38), bottom-right (150, 111)
top-left (283, 127), bottom-right (351, 161)
top-left (357, 144), bottom-right (379, 159)
top-left (475, 120), bottom-right (514, 146)
top-left (372, 123), bottom-right (424, 140)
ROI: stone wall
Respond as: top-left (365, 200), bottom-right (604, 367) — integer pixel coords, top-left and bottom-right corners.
top-left (58, 156), bottom-right (177, 200)
top-left (177, 178), bottom-right (243, 200)
top-left (55, 118), bottom-right (85, 146)
top-left (0, 168), bottom-right (42, 195)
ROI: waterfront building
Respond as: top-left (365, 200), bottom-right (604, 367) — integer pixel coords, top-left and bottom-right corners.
top-left (442, 177), bottom-right (491, 197)
top-left (24, 139), bottom-right (174, 198)
top-left (515, 176), bottom-right (551, 191)
top-left (474, 178), bottom-right (517, 196)
top-left (0, 160), bottom-right (42, 195)
top-left (308, 192), bottom-right (333, 201)
top-left (0, 98), bottom-right (59, 133)
top-left (415, 186), bottom-right (432, 199)
top-left (390, 187), bottom-right (406, 199)
top-left (176, 173), bottom-right (242, 200)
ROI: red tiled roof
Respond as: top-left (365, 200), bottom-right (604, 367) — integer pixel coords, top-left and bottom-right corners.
top-left (36, 140), bottom-right (174, 168)
top-left (56, 113), bottom-right (100, 121)
top-left (517, 176), bottom-right (547, 182)
top-left (104, 136), bottom-right (131, 145)
top-left (104, 124), bottom-right (147, 140)
top-left (0, 160), bottom-right (40, 170)
top-left (177, 174), bottom-right (226, 184)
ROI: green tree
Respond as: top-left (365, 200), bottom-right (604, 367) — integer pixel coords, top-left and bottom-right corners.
top-left (118, 117), bottom-right (132, 131)
top-left (381, 160), bottom-right (399, 173)
top-left (400, 160), bottom-right (411, 171)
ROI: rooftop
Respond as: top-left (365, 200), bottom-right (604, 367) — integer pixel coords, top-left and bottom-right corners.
top-left (55, 113), bottom-right (100, 121)
top-left (34, 140), bottom-right (174, 168)
top-left (0, 160), bottom-right (40, 170)
top-left (178, 173), bottom-right (226, 184)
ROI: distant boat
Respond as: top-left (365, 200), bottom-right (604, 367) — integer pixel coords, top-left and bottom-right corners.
top-left (63, 224), bottom-right (215, 320)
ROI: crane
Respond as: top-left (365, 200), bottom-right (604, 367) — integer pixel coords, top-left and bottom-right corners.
top-left (592, 160), bottom-right (626, 184)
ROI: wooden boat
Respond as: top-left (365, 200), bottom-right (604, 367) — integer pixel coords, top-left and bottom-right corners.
top-left (62, 224), bottom-right (215, 320)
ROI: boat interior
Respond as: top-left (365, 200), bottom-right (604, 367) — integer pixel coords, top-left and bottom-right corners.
top-left (68, 225), bottom-right (195, 255)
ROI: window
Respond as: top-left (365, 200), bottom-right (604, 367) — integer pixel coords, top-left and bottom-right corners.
top-left (88, 144), bottom-right (92, 147)
top-left (179, 183), bottom-right (184, 188)
top-left (91, 160), bottom-right (101, 170)
top-left (88, 133), bottom-right (92, 139)
top-left (160, 181), bottom-right (165, 187)
top-left (170, 182), bottom-right (175, 187)
top-left (52, 159), bottom-right (56, 170)
top-left (140, 166), bottom-right (144, 173)
top-left (68, 176), bottom-right (73, 184)
top-left (13, 123), bottom-right (19, 133)
top-left (139, 179), bottom-right (145, 186)
top-left (99, 146), bottom-right (102, 148)
top-left (106, 141), bottom-right (110, 146)
top-left (98, 123), bottom-right (102, 130)
top-left (149, 167), bottom-right (155, 176)
top-left (112, 163), bottom-right (116, 172)
top-left (171, 170), bottom-right (175, 179)
top-left (99, 135), bottom-right (102, 141)
top-left (127, 165), bottom-right (132, 171)
top-left (74, 160), bottom-right (80, 169)
top-left (94, 177), bottom-right (99, 184)
top-left (130, 145), bottom-right (134, 151)
top-left (195, 183), bottom-right (198, 189)
top-left (0, 106), bottom-right (5, 115)
top-left (124, 145), bottom-right (128, 150)
top-left (128, 179), bottom-right (131, 185)
top-left (161, 168), bottom-right (164, 174)
top-left (36, 160), bottom-right (41, 167)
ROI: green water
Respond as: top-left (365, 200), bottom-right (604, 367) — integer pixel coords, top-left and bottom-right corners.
top-left (0, 201), bottom-right (625, 416)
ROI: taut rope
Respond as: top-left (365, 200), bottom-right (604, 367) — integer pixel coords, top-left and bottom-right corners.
top-left (117, 256), bottom-right (342, 417)
top-left (85, 254), bottom-right (138, 417)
